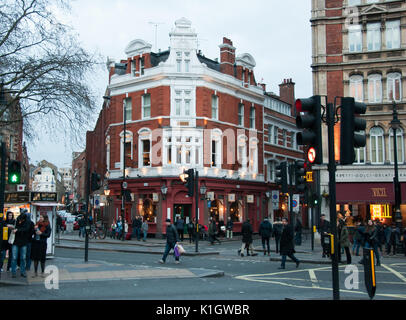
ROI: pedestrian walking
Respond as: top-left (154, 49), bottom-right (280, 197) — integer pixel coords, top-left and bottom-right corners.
top-left (387, 224), bottom-right (400, 255)
top-left (31, 214), bottom-right (51, 277)
top-left (238, 218), bottom-right (256, 257)
top-left (259, 217), bottom-right (272, 256)
top-left (187, 219), bottom-right (195, 244)
top-left (25, 212), bottom-right (35, 272)
top-left (273, 218), bottom-right (283, 254)
top-left (141, 219), bottom-right (148, 242)
top-left (294, 218), bottom-right (302, 246)
top-left (359, 220), bottom-right (381, 266)
top-left (337, 219), bottom-right (352, 264)
top-left (352, 221), bottom-right (364, 256)
top-left (116, 216), bottom-right (123, 240)
top-left (318, 214), bottom-right (331, 258)
top-left (0, 211), bottom-right (15, 272)
top-left (226, 217), bottom-right (233, 239)
top-left (132, 216), bottom-right (142, 241)
top-left (208, 218), bottom-right (220, 245)
top-left (10, 212), bottom-right (31, 278)
top-left (278, 218), bottom-right (300, 269)
top-left (176, 217), bottom-right (185, 242)
top-left (159, 219), bottom-right (180, 264)
top-left (78, 216), bottom-right (85, 238)
top-left (383, 224), bottom-right (391, 255)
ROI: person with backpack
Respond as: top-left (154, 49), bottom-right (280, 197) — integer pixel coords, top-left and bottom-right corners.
top-left (159, 219), bottom-right (180, 264)
top-left (259, 217), bottom-right (273, 256)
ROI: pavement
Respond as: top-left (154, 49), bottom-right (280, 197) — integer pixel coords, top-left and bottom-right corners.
top-left (1, 230), bottom-right (405, 286)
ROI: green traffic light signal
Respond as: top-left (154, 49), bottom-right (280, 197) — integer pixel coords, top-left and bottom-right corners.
top-left (8, 160), bottom-right (21, 184)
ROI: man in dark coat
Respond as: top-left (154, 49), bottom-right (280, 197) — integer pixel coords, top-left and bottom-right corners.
top-left (159, 219), bottom-right (180, 264)
top-left (10, 212), bottom-right (31, 278)
top-left (238, 218), bottom-right (257, 257)
top-left (273, 218), bottom-right (283, 253)
top-left (259, 217), bottom-right (273, 256)
top-left (279, 217), bottom-right (300, 269)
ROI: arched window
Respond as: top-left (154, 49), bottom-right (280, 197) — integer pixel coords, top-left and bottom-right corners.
top-left (349, 75), bottom-right (364, 102)
top-left (387, 73), bottom-right (402, 102)
top-left (389, 128), bottom-right (404, 164)
top-left (237, 135), bottom-right (247, 171)
top-left (138, 128), bottom-right (151, 168)
top-left (368, 74), bottom-right (382, 103)
top-left (248, 138), bottom-right (258, 174)
top-left (211, 129), bottom-right (222, 168)
top-left (119, 130), bottom-right (133, 170)
top-left (370, 126), bottom-right (385, 164)
top-left (106, 136), bottom-right (110, 171)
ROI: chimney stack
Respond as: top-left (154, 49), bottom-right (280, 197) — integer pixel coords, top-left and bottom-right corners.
top-left (279, 78), bottom-right (296, 116)
top-left (219, 37), bottom-right (235, 76)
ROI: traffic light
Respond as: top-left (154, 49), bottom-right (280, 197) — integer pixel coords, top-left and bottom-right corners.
top-left (275, 162), bottom-right (288, 194)
top-left (8, 160), bottom-right (21, 184)
top-left (91, 172), bottom-right (101, 191)
top-left (180, 169), bottom-right (194, 197)
top-left (294, 160), bottom-right (306, 193)
top-left (340, 97), bottom-right (367, 165)
top-left (295, 95), bottom-right (323, 164)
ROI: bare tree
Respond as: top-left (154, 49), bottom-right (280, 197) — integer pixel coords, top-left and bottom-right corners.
top-left (0, 0), bottom-right (102, 144)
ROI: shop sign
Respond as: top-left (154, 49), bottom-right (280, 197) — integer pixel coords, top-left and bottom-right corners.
top-left (228, 194), bottom-right (235, 202)
top-left (152, 193), bottom-right (159, 202)
top-left (31, 192), bottom-right (57, 202)
top-left (5, 192), bottom-right (30, 203)
top-left (247, 195), bottom-right (254, 203)
top-left (371, 188), bottom-right (387, 198)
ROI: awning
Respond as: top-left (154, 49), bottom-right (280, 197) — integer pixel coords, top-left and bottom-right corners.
top-left (31, 202), bottom-right (59, 207)
top-left (336, 182), bottom-right (406, 204)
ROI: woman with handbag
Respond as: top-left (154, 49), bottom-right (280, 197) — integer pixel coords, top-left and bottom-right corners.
top-left (31, 214), bottom-right (51, 277)
top-left (0, 212), bottom-right (15, 272)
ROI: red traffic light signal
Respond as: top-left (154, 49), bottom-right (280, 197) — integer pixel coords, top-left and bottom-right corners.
top-left (295, 96), bottom-right (323, 164)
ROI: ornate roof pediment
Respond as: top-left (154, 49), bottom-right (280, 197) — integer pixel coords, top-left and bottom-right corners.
top-left (125, 39), bottom-right (152, 58)
top-left (236, 53), bottom-right (256, 69)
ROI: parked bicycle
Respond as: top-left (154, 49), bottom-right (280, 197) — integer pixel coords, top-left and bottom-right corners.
top-left (88, 223), bottom-right (107, 240)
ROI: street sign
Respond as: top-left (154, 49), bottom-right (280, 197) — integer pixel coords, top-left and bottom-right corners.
top-left (307, 147), bottom-right (316, 163)
top-left (122, 181), bottom-right (128, 189)
top-left (292, 194), bottom-right (300, 213)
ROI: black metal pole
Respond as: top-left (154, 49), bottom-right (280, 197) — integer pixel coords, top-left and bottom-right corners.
top-left (195, 170), bottom-right (199, 253)
top-left (0, 142), bottom-right (6, 217)
top-left (311, 206), bottom-right (314, 251)
top-left (391, 102), bottom-right (402, 229)
top-left (327, 102), bottom-right (340, 300)
top-left (85, 161), bottom-right (90, 262)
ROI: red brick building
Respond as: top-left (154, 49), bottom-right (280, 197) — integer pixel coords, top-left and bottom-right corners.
top-left (311, 0), bottom-right (406, 225)
top-left (86, 18), bottom-right (304, 235)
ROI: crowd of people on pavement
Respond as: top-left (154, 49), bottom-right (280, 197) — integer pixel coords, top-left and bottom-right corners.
top-left (0, 209), bottom-right (51, 279)
top-left (318, 212), bottom-right (406, 267)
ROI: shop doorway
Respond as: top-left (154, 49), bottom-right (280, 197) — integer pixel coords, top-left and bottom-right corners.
top-left (173, 204), bottom-right (192, 224)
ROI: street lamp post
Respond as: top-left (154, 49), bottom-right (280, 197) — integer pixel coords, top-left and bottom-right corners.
top-left (390, 101), bottom-right (402, 230)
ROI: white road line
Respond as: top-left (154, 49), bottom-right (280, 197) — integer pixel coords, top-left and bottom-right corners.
top-left (308, 269), bottom-right (320, 288)
top-left (382, 264), bottom-right (406, 283)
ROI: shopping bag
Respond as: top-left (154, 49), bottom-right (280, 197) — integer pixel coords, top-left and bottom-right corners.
top-left (8, 231), bottom-right (15, 245)
top-left (177, 244), bottom-right (185, 255)
top-left (2, 227), bottom-right (8, 241)
top-left (174, 244), bottom-right (180, 257)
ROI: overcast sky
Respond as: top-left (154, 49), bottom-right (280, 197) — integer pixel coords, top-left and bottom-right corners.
top-left (27, 0), bottom-right (312, 169)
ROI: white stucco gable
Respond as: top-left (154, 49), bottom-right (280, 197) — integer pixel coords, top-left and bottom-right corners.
top-left (236, 53), bottom-right (256, 69)
top-left (125, 39), bottom-right (152, 58)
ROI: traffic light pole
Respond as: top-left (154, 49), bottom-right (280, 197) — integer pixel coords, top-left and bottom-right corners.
top-left (0, 142), bottom-right (6, 217)
top-left (327, 102), bottom-right (340, 300)
top-left (85, 160), bottom-right (90, 262)
top-left (195, 170), bottom-right (199, 253)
